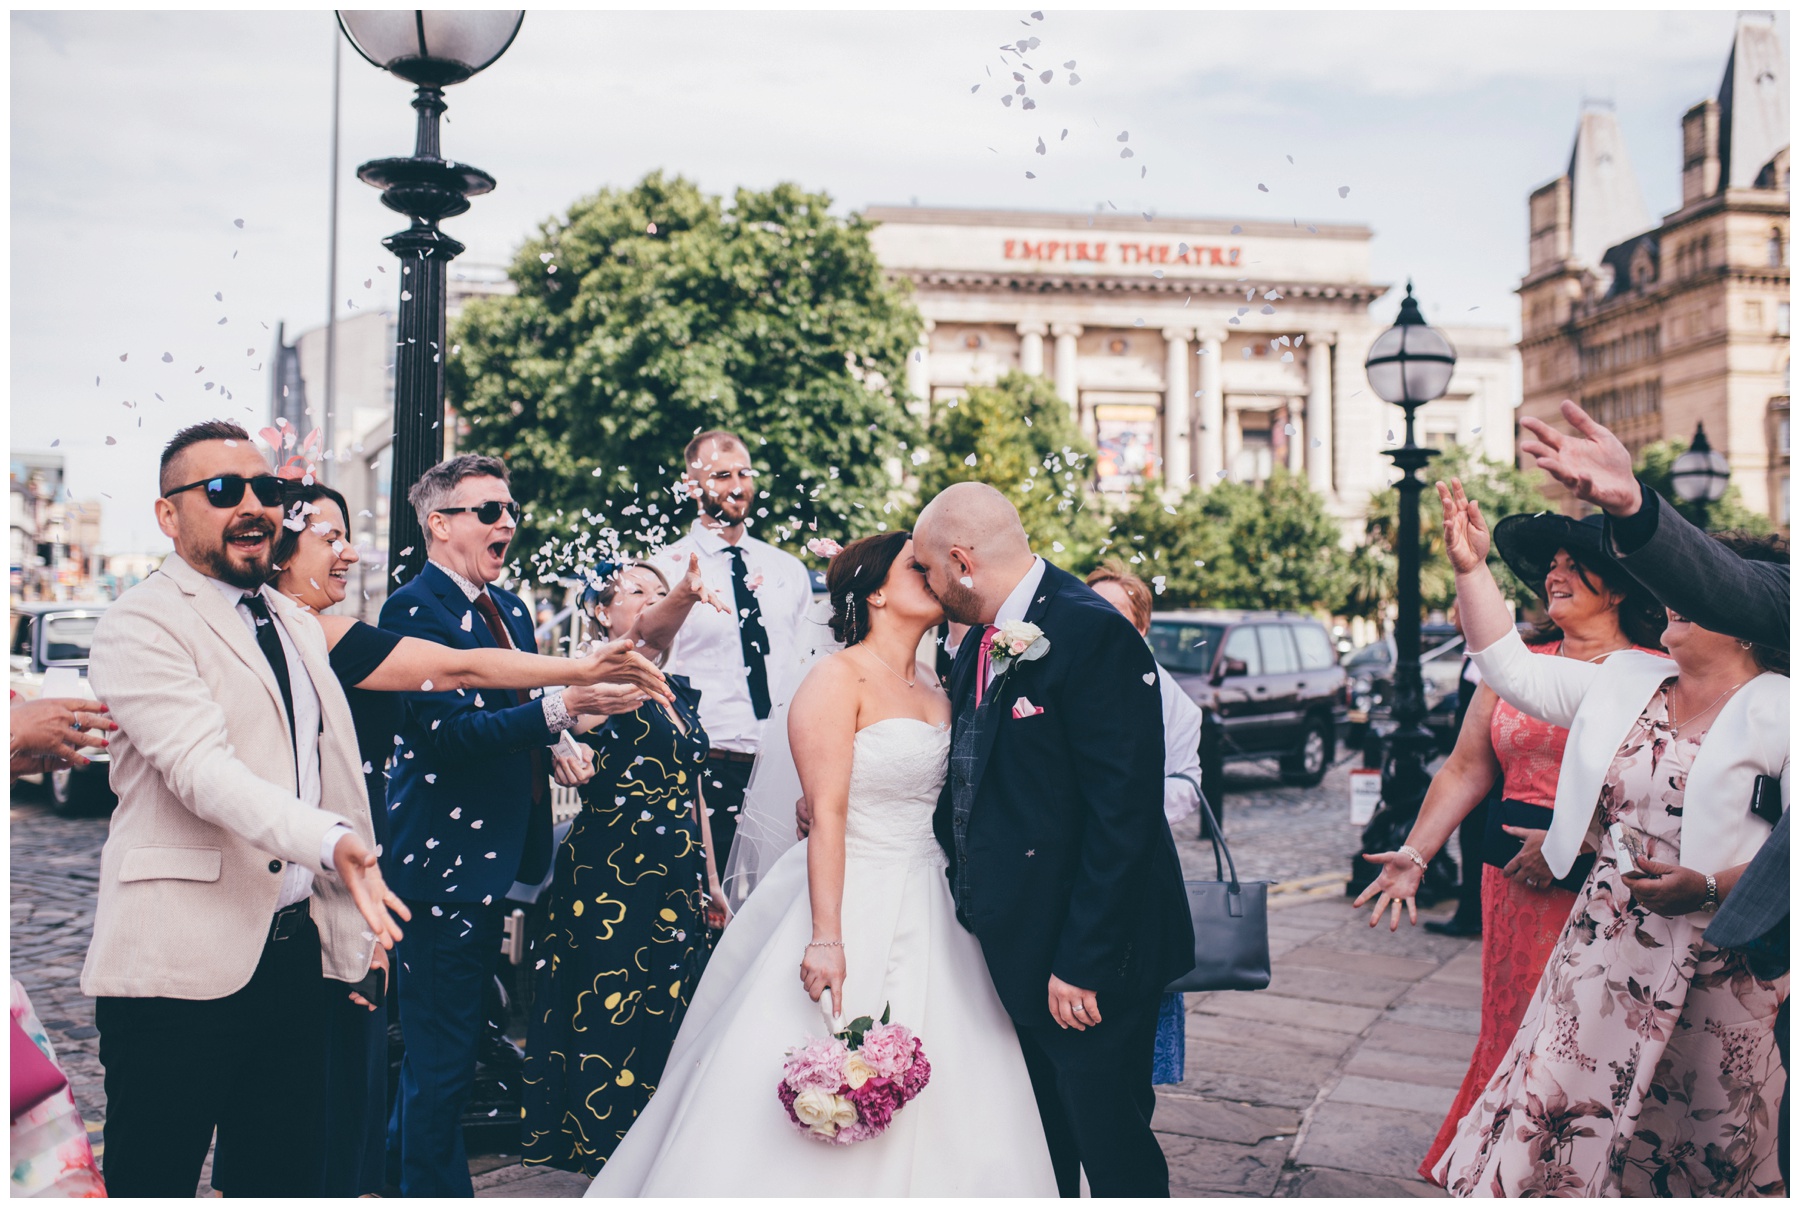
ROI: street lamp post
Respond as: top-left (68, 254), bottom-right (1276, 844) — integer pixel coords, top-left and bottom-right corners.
top-left (336, 10), bottom-right (524, 588)
top-left (1671, 420), bottom-right (1731, 531)
top-left (1349, 282), bottom-right (1460, 900)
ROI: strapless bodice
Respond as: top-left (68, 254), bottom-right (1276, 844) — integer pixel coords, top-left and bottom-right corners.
top-left (842, 717), bottom-right (950, 866)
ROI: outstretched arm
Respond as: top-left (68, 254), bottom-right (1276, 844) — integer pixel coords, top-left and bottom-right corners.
top-left (632, 553), bottom-right (731, 657)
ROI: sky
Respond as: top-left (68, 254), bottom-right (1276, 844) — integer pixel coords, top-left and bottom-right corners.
top-left (10, 6), bottom-right (1779, 555)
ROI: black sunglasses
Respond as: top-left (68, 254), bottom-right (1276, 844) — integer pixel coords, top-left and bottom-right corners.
top-left (163, 474), bottom-right (289, 509)
top-left (434, 500), bottom-right (522, 525)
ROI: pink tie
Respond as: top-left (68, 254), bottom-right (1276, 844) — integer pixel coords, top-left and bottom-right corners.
top-left (974, 625), bottom-right (1000, 707)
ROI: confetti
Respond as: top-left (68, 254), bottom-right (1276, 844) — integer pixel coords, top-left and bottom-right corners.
top-left (1338, 186), bottom-right (1350, 198)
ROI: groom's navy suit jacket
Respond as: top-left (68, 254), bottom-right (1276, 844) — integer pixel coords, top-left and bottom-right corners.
top-left (935, 562), bottom-right (1194, 1023)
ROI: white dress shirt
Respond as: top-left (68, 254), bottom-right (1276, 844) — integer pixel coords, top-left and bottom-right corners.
top-left (1158, 662), bottom-right (1205, 826)
top-left (430, 560), bottom-right (575, 734)
top-left (992, 556), bottom-right (1049, 628)
top-left (652, 520), bottom-right (812, 753)
top-left (206, 577), bottom-right (349, 908)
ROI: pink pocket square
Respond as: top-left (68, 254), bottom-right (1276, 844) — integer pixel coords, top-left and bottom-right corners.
top-left (1012, 696), bottom-right (1046, 720)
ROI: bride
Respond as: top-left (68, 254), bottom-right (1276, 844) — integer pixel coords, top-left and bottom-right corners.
top-left (587, 531), bottom-right (1056, 1196)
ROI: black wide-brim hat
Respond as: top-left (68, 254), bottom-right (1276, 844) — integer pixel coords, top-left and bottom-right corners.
top-left (1491, 511), bottom-right (1624, 600)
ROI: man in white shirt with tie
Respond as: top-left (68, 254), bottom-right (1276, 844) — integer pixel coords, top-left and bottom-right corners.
top-left (84, 420), bottom-right (405, 1198)
top-left (637, 430), bottom-right (811, 867)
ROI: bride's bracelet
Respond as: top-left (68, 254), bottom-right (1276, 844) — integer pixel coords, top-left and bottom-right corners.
top-left (1398, 844), bottom-right (1428, 871)
top-left (805, 940), bottom-right (843, 951)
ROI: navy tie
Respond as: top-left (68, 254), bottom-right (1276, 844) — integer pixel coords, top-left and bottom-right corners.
top-left (726, 547), bottom-right (772, 720)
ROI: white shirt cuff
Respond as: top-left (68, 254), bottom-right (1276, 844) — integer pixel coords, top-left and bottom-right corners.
top-left (542, 690), bottom-right (576, 734)
top-left (319, 822), bottom-right (354, 873)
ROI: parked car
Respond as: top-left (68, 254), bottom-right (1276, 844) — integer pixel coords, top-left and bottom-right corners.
top-left (1147, 609), bottom-right (1348, 793)
top-left (1341, 623), bottom-right (1467, 754)
top-left (9, 601), bottom-right (114, 813)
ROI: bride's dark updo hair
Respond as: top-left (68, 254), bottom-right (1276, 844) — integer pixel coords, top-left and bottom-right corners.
top-left (826, 530), bottom-right (912, 646)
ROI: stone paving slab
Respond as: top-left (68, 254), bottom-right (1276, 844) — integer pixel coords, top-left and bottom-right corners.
top-left (1294, 1100), bottom-right (1446, 1181)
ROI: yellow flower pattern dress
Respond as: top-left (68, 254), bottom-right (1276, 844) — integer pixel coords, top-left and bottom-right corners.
top-left (522, 676), bottom-right (710, 1175)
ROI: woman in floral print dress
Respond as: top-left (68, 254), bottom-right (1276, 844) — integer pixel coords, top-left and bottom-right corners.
top-left (1429, 481), bottom-right (1789, 1197)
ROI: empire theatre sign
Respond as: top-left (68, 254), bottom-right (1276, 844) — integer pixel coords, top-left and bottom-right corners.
top-left (1001, 237), bottom-right (1243, 267)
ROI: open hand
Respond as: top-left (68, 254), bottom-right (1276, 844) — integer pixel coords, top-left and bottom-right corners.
top-left (1622, 856), bottom-right (1707, 917)
top-left (561, 681), bottom-right (655, 718)
top-left (1500, 825), bottom-right (1554, 890)
top-left (10, 697), bottom-right (116, 777)
top-left (333, 832), bottom-right (410, 950)
top-left (1353, 851), bottom-right (1424, 931)
top-left (1047, 974), bottom-right (1102, 1031)
top-left (569, 638), bottom-right (671, 704)
top-left (676, 553), bottom-right (731, 615)
top-left (1519, 400), bottom-right (1640, 516)
top-left (1436, 478), bottom-right (1490, 574)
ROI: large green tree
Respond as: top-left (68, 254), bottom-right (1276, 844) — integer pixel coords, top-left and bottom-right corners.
top-left (909, 371), bottom-right (1109, 568)
top-left (1108, 470), bottom-right (1348, 612)
top-left (450, 172), bottom-right (924, 581)
top-left (1634, 438), bottom-right (1773, 534)
top-left (1357, 443), bottom-right (1552, 616)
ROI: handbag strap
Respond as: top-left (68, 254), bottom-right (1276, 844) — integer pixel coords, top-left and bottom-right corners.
top-left (1171, 773), bottom-right (1240, 892)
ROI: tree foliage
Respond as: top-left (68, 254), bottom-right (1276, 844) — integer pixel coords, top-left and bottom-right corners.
top-left (1108, 470), bottom-right (1348, 613)
top-left (1634, 439), bottom-right (1773, 535)
top-left (1358, 443), bottom-right (1552, 616)
top-left (449, 171), bottom-right (924, 578)
top-left (908, 372), bottom-right (1109, 568)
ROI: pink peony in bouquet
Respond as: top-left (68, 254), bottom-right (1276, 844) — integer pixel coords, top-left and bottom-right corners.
top-left (778, 1004), bottom-right (931, 1144)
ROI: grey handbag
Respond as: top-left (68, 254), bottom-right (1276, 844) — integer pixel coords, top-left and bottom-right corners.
top-left (1164, 778), bottom-right (1272, 993)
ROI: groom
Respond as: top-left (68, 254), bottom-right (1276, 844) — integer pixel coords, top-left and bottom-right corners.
top-left (915, 483), bottom-right (1194, 1198)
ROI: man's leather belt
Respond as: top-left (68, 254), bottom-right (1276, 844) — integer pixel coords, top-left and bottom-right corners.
top-left (269, 898), bottom-right (311, 942)
top-left (707, 749), bottom-right (756, 765)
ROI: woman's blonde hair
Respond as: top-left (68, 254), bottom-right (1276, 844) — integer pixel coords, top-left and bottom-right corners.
top-left (1085, 557), bottom-right (1153, 631)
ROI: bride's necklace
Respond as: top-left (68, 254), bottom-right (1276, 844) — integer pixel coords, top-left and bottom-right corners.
top-left (859, 645), bottom-right (917, 689)
top-left (1666, 679), bottom-right (1745, 739)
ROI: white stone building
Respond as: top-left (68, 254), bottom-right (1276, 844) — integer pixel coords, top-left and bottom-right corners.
top-left (866, 205), bottom-right (1519, 534)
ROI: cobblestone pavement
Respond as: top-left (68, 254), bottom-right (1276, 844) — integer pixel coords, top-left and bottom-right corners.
top-left (11, 755), bottom-right (1476, 1198)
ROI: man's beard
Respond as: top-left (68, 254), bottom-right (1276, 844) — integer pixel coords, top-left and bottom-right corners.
top-left (195, 520), bottom-right (276, 589)
top-left (935, 575), bottom-right (984, 626)
top-left (701, 490), bottom-right (750, 527)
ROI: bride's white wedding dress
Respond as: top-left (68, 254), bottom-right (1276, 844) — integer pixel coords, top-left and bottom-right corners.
top-left (586, 717), bottom-right (1056, 1197)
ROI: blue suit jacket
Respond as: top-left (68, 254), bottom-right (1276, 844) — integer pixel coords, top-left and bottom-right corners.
top-left (378, 563), bottom-right (554, 904)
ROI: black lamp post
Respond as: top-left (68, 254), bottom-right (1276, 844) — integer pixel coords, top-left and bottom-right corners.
top-left (1671, 420), bottom-right (1731, 530)
top-left (1349, 282), bottom-right (1459, 899)
top-left (337, 9), bottom-right (524, 588)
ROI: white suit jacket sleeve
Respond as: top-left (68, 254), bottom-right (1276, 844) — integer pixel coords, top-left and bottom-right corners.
top-left (1159, 665), bottom-right (1204, 825)
top-left (1467, 628), bottom-right (1599, 731)
top-left (87, 601), bottom-right (344, 874)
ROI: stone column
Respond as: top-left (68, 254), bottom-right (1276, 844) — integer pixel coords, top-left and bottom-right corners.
top-left (1195, 329), bottom-right (1225, 487)
top-left (905, 319), bottom-right (934, 415)
top-left (1286, 406), bottom-right (1305, 473)
top-left (1051, 322), bottom-right (1082, 416)
top-left (1162, 327), bottom-right (1193, 489)
top-left (1223, 405), bottom-right (1242, 481)
top-left (1017, 321), bottom-right (1047, 377)
top-left (1305, 332), bottom-right (1334, 496)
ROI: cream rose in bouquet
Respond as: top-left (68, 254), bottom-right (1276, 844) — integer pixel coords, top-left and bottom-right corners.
top-left (777, 1004), bottom-right (931, 1145)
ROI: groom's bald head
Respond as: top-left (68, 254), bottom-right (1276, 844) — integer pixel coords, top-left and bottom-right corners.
top-left (912, 482), bottom-right (1035, 625)
top-left (915, 482), bottom-right (1029, 562)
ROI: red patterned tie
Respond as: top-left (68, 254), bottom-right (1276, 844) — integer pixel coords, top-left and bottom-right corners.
top-left (974, 625), bottom-right (1000, 707)
top-left (472, 591), bottom-right (547, 809)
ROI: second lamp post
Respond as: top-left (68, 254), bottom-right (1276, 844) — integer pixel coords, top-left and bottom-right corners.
top-left (1350, 282), bottom-right (1459, 899)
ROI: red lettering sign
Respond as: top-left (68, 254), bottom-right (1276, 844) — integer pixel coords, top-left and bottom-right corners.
top-left (1003, 239), bottom-right (1239, 266)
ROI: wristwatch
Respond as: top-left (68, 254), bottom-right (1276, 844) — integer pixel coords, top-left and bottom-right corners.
top-left (1700, 873), bottom-right (1719, 913)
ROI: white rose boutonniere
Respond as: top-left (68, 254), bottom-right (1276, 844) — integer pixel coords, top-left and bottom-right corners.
top-left (988, 620), bottom-right (1050, 680)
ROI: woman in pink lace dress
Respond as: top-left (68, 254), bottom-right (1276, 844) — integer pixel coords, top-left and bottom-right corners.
top-left (1353, 512), bottom-right (1664, 1179)
top-left (1430, 483), bottom-right (1789, 1196)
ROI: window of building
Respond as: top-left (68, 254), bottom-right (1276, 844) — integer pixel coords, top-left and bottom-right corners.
top-left (1779, 303), bottom-right (1791, 337)
top-left (1770, 227), bottom-right (1786, 268)
top-left (1779, 474), bottom-right (1791, 528)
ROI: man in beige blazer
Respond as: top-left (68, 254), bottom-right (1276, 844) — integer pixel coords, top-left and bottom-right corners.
top-left (82, 420), bottom-right (408, 1198)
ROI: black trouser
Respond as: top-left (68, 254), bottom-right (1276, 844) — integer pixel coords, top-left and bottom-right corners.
top-left (95, 904), bottom-right (328, 1198)
top-left (319, 972), bottom-right (388, 1196)
top-left (1779, 996), bottom-right (1790, 1189)
top-left (1015, 990), bottom-right (1167, 1198)
top-left (702, 753), bottom-right (754, 869)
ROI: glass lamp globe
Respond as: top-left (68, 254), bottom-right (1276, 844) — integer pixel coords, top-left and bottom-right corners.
top-left (1671, 423), bottom-right (1731, 503)
top-left (337, 10), bottom-right (524, 87)
top-left (1365, 282), bottom-right (1458, 407)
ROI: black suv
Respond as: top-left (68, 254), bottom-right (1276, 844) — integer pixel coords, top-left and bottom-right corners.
top-left (1148, 609), bottom-right (1348, 796)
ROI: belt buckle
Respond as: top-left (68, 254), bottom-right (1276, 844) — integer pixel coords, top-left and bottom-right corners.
top-left (270, 902), bottom-right (306, 942)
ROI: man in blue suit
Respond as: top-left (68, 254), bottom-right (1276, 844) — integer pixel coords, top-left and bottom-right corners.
top-left (378, 454), bottom-right (654, 1196)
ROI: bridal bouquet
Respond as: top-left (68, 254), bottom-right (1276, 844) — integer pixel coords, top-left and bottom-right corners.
top-left (778, 1005), bottom-right (930, 1145)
